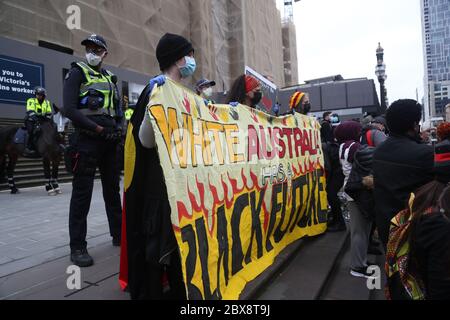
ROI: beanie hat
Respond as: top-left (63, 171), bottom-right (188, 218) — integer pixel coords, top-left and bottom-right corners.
top-left (386, 99), bottom-right (422, 135)
top-left (289, 91), bottom-right (306, 110)
top-left (156, 33), bottom-right (194, 71)
top-left (373, 116), bottom-right (387, 127)
top-left (334, 121), bottom-right (363, 143)
top-left (244, 75), bottom-right (260, 93)
top-left (361, 115), bottom-right (374, 127)
top-left (434, 139), bottom-right (450, 183)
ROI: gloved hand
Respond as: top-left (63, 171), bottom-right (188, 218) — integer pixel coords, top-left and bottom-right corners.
top-left (272, 103), bottom-right (280, 115)
top-left (149, 75), bottom-right (166, 89)
top-left (229, 102), bottom-right (239, 107)
top-left (80, 96), bottom-right (89, 106)
top-left (101, 127), bottom-right (120, 142)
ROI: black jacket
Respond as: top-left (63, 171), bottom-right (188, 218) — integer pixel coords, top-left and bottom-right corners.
top-left (345, 145), bottom-right (375, 220)
top-left (124, 84), bottom-right (181, 299)
top-left (373, 135), bottom-right (434, 247)
top-left (320, 120), bottom-right (334, 143)
top-left (413, 211), bottom-right (450, 300)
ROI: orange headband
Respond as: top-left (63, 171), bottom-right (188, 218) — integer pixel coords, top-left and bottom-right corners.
top-left (245, 75), bottom-right (260, 93)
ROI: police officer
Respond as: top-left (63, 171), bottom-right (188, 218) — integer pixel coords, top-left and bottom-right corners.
top-left (24, 87), bottom-right (53, 155)
top-left (195, 78), bottom-right (216, 105)
top-left (62, 34), bottom-right (123, 267)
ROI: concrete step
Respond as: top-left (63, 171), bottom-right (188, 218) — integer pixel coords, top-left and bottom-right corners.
top-left (317, 234), bottom-right (387, 300)
top-left (2, 171), bottom-right (72, 182)
top-left (0, 176), bottom-right (74, 191)
top-left (6, 166), bottom-right (66, 175)
top-left (240, 229), bottom-right (350, 300)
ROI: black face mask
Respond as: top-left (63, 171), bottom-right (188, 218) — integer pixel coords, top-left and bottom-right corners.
top-left (303, 103), bottom-right (311, 114)
top-left (251, 91), bottom-right (262, 106)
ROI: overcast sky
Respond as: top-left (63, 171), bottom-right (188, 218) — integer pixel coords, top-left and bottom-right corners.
top-left (276, 0), bottom-right (425, 103)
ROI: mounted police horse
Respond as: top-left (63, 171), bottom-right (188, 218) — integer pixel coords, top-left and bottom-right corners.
top-left (0, 118), bottom-right (63, 195)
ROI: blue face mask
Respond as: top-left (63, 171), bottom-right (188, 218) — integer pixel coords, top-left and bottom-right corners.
top-left (179, 56), bottom-right (196, 78)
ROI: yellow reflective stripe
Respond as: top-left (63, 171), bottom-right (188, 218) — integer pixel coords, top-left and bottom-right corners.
top-left (77, 61), bottom-right (115, 110)
top-left (80, 82), bottom-right (111, 93)
top-left (125, 109), bottom-right (133, 120)
top-left (45, 100), bottom-right (52, 114)
top-left (26, 98), bottom-right (36, 112)
top-left (27, 99), bottom-right (52, 115)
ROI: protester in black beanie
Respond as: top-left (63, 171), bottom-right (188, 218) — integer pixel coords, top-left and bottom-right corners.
top-left (156, 33), bottom-right (194, 72)
top-left (373, 99), bottom-right (434, 249)
top-left (121, 32), bottom-right (197, 301)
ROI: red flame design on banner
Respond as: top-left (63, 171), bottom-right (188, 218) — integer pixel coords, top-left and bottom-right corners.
top-left (250, 109), bottom-right (259, 123)
top-left (208, 105), bottom-right (220, 121)
top-left (183, 93), bottom-right (191, 113)
top-left (176, 157), bottom-right (322, 235)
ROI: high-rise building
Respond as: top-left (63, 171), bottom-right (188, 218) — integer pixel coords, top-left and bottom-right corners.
top-left (421, 0), bottom-right (450, 119)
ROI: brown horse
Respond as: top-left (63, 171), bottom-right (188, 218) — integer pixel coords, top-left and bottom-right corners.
top-left (0, 120), bottom-right (63, 195)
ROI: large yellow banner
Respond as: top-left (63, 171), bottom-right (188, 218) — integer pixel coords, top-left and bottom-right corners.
top-left (145, 79), bottom-right (327, 300)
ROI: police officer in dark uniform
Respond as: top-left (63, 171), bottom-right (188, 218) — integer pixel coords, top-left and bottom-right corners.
top-left (62, 34), bottom-right (123, 267)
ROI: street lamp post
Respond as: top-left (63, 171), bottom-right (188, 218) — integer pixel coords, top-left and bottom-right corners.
top-left (375, 42), bottom-right (388, 112)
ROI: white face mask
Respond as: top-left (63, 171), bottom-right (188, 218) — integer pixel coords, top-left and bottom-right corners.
top-left (86, 52), bottom-right (103, 67)
top-left (202, 87), bottom-right (213, 98)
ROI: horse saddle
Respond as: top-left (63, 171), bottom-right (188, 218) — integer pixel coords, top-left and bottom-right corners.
top-left (14, 127), bottom-right (42, 158)
top-left (14, 127), bottom-right (28, 145)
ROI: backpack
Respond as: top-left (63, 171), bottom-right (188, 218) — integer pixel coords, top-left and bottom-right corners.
top-left (365, 130), bottom-right (375, 147)
top-left (385, 205), bottom-right (430, 300)
top-left (360, 129), bottom-right (376, 147)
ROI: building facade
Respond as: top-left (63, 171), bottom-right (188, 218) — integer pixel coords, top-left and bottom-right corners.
top-left (0, 0), bottom-right (298, 119)
top-left (278, 75), bottom-right (381, 120)
top-left (421, 0), bottom-right (450, 118)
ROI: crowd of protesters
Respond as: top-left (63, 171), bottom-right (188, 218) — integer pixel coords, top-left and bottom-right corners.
top-left (319, 99), bottom-right (450, 299)
top-left (117, 32), bottom-right (450, 301)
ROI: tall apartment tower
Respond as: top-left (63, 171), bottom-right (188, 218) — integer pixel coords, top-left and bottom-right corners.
top-left (421, 0), bottom-right (450, 119)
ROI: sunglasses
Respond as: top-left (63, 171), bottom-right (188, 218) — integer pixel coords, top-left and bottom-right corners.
top-left (86, 47), bottom-right (106, 55)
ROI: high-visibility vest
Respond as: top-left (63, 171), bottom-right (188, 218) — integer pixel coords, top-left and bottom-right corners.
top-left (125, 108), bottom-right (134, 121)
top-left (76, 61), bottom-right (117, 116)
top-left (26, 98), bottom-right (52, 116)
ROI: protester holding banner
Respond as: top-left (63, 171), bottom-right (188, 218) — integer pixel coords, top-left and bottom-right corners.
top-left (121, 34), bottom-right (329, 300)
top-left (121, 33), bottom-right (195, 300)
top-left (226, 74), bottom-right (264, 111)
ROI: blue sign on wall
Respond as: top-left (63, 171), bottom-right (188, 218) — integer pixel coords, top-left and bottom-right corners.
top-left (0, 55), bottom-right (45, 106)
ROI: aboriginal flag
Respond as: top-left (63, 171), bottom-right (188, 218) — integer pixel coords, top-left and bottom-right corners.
top-left (119, 83), bottom-right (186, 300)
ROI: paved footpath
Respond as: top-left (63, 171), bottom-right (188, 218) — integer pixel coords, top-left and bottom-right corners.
top-left (0, 181), bottom-right (128, 300)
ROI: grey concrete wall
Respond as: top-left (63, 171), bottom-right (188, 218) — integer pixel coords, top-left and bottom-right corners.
top-left (278, 79), bottom-right (381, 115)
top-left (283, 21), bottom-right (298, 86)
top-left (0, 0), bottom-right (293, 91)
top-left (243, 0), bottom-right (285, 87)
